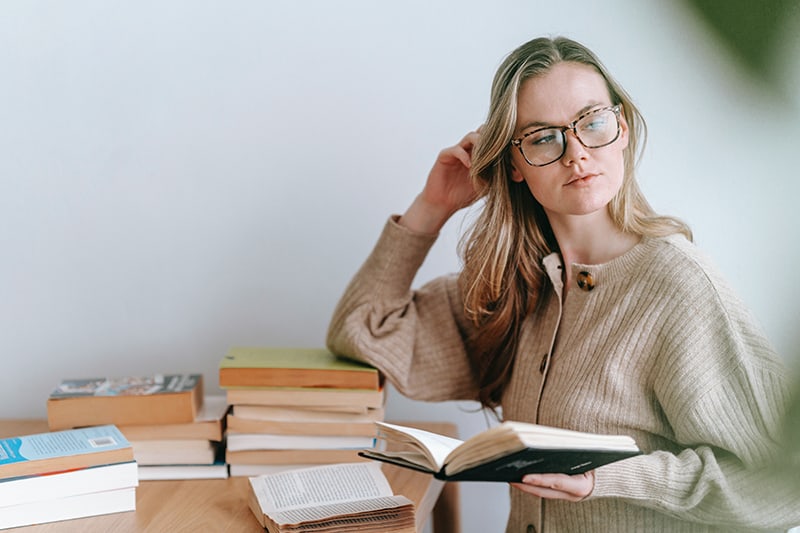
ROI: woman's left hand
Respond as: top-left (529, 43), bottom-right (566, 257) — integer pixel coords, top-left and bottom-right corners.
top-left (511, 471), bottom-right (595, 502)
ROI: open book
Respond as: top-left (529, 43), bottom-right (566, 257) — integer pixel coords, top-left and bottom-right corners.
top-left (247, 462), bottom-right (415, 533)
top-left (359, 421), bottom-right (641, 482)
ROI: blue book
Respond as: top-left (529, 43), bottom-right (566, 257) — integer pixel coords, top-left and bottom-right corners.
top-left (0, 425), bottom-right (134, 480)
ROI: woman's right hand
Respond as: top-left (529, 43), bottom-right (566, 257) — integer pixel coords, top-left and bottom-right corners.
top-left (399, 130), bottom-right (481, 234)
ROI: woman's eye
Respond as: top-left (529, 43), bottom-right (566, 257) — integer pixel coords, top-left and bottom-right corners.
top-left (582, 117), bottom-right (607, 131)
top-left (527, 131), bottom-right (558, 146)
top-left (580, 111), bottom-right (611, 132)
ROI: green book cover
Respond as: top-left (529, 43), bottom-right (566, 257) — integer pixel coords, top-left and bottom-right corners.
top-left (219, 347), bottom-right (376, 372)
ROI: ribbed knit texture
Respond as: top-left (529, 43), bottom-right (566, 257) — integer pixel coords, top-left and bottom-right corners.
top-left (326, 216), bottom-right (800, 532)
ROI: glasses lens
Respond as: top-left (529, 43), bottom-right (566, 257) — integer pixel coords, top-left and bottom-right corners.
top-left (521, 129), bottom-right (564, 166)
top-left (575, 108), bottom-right (619, 148)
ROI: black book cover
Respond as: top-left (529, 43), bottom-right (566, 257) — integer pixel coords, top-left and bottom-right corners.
top-left (359, 447), bottom-right (641, 483)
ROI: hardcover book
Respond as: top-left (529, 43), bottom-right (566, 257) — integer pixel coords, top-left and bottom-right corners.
top-left (0, 425), bottom-right (134, 480)
top-left (219, 347), bottom-right (381, 390)
top-left (360, 421), bottom-right (641, 482)
top-left (47, 374), bottom-right (204, 430)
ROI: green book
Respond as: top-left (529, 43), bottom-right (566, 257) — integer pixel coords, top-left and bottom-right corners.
top-left (218, 347), bottom-right (381, 390)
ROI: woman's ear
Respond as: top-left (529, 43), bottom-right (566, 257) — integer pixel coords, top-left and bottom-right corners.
top-left (510, 160), bottom-right (525, 183)
top-left (618, 106), bottom-right (630, 150)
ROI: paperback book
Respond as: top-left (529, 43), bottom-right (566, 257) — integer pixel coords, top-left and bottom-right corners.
top-left (219, 347), bottom-right (381, 390)
top-left (226, 448), bottom-right (367, 468)
top-left (131, 439), bottom-right (218, 465)
top-left (47, 374), bottom-right (204, 430)
top-left (0, 425), bottom-right (134, 479)
top-left (247, 462), bottom-right (414, 533)
top-left (118, 395), bottom-right (228, 442)
top-left (137, 460), bottom-right (228, 481)
top-left (0, 487), bottom-right (136, 530)
top-left (0, 461), bottom-right (138, 507)
top-left (226, 433), bottom-right (376, 452)
top-left (225, 386), bottom-right (385, 410)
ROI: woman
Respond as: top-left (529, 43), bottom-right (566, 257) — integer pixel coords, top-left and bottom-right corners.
top-left (327, 36), bottom-right (800, 532)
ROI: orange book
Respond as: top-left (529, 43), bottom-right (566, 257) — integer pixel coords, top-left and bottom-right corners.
top-left (118, 395), bottom-right (228, 441)
top-left (225, 385), bottom-right (385, 410)
top-left (47, 374), bottom-right (203, 430)
top-left (225, 448), bottom-right (368, 465)
top-left (226, 405), bottom-right (384, 437)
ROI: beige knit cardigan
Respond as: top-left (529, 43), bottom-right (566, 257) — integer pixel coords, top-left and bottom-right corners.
top-left (327, 217), bottom-right (800, 532)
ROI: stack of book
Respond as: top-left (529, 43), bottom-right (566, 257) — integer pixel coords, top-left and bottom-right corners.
top-left (0, 425), bottom-right (137, 529)
top-left (46, 374), bottom-right (228, 480)
top-left (118, 395), bottom-right (229, 480)
top-left (219, 347), bottom-right (385, 477)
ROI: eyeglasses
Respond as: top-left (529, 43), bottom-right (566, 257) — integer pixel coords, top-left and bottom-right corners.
top-left (510, 104), bottom-right (622, 167)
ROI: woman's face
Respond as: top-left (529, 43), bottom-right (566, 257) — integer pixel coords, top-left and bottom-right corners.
top-left (510, 62), bottom-right (629, 224)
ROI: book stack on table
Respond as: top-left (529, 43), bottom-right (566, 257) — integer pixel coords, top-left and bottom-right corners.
top-left (0, 425), bottom-right (137, 529)
top-left (46, 374), bottom-right (229, 480)
top-left (219, 347), bottom-right (385, 477)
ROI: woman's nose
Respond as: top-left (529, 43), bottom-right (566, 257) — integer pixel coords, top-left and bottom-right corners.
top-left (561, 128), bottom-right (588, 165)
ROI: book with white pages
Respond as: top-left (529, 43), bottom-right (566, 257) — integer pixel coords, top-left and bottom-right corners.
top-left (360, 421), bottom-right (641, 482)
top-left (226, 433), bottom-right (376, 452)
top-left (131, 439), bottom-right (217, 465)
top-left (247, 462), bottom-right (414, 533)
top-left (138, 461), bottom-right (228, 480)
top-left (0, 461), bottom-right (138, 508)
top-left (229, 463), bottom-right (318, 477)
top-left (0, 487), bottom-right (136, 530)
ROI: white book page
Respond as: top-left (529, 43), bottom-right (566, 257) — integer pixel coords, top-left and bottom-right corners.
top-left (249, 462), bottom-right (393, 514)
top-left (377, 422), bottom-right (464, 470)
top-left (270, 496), bottom-right (412, 526)
top-left (197, 395), bottom-right (229, 420)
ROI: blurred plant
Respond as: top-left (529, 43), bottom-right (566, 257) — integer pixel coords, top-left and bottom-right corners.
top-left (684, 0), bottom-right (799, 106)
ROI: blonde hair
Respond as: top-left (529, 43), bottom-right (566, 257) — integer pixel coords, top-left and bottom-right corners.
top-left (459, 36), bottom-right (692, 408)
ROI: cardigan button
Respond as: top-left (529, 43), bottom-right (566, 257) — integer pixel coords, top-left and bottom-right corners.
top-left (526, 525), bottom-right (536, 533)
top-left (576, 271), bottom-right (595, 291)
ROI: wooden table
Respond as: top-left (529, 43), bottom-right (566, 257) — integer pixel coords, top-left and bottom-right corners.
top-left (1, 420), bottom-right (460, 533)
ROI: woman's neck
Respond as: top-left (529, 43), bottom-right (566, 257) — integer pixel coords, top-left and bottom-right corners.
top-left (548, 210), bottom-right (640, 288)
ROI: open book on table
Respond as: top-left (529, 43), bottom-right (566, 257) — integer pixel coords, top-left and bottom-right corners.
top-left (247, 462), bottom-right (415, 533)
top-left (359, 421), bottom-right (641, 482)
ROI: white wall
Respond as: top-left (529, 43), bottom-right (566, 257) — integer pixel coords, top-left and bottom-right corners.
top-left (2, 1), bottom-right (798, 531)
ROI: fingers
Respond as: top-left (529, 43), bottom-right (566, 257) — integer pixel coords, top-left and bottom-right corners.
top-left (511, 471), bottom-right (594, 502)
top-left (457, 129), bottom-right (481, 152)
top-left (442, 129), bottom-right (481, 169)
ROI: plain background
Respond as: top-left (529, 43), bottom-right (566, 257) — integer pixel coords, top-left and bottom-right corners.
top-left (2, 1), bottom-right (799, 530)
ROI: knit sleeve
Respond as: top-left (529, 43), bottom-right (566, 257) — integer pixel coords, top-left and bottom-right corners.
top-left (326, 216), bottom-right (480, 401)
top-left (591, 244), bottom-right (800, 529)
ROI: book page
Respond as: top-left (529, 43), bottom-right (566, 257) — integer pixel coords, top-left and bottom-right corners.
top-left (249, 462), bottom-right (393, 513)
top-left (377, 422), bottom-right (463, 470)
top-left (269, 495), bottom-right (413, 527)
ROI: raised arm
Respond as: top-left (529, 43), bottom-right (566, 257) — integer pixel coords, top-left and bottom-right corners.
top-left (326, 132), bottom-right (482, 401)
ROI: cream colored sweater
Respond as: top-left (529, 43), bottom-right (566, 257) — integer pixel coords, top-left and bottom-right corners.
top-left (327, 217), bottom-right (800, 532)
